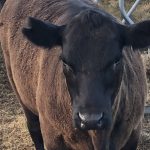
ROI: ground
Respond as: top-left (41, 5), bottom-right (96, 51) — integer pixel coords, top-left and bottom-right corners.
top-left (0, 0), bottom-right (150, 150)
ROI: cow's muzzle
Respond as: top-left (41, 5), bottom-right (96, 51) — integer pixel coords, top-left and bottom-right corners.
top-left (74, 112), bottom-right (109, 130)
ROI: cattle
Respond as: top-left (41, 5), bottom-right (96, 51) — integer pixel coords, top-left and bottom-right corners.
top-left (0, 0), bottom-right (150, 150)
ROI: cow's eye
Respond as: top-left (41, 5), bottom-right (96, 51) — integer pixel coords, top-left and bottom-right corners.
top-left (112, 59), bottom-right (121, 70)
top-left (63, 62), bottom-right (74, 73)
top-left (60, 55), bottom-right (74, 73)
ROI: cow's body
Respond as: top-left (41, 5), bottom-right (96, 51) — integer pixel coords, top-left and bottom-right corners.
top-left (0, 0), bottom-right (148, 150)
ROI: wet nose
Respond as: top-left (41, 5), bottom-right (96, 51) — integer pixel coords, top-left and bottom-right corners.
top-left (78, 112), bottom-right (104, 130)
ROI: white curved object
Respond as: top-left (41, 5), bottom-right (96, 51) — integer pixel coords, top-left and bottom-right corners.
top-left (119, 0), bottom-right (141, 24)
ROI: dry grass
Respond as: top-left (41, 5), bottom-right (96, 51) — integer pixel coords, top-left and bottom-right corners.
top-left (0, 0), bottom-right (150, 150)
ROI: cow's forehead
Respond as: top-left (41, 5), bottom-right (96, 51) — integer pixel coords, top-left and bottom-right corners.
top-left (65, 9), bottom-right (118, 34)
top-left (63, 9), bottom-right (120, 49)
top-left (62, 10), bottom-right (121, 71)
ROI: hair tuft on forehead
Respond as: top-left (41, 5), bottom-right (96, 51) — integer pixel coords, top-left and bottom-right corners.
top-left (80, 10), bottom-right (104, 28)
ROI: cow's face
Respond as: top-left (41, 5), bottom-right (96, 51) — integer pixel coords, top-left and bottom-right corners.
top-left (22, 9), bottom-right (150, 131)
top-left (61, 10), bottom-right (123, 130)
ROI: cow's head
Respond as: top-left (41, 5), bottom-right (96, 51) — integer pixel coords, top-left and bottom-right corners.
top-left (22, 9), bottom-right (150, 131)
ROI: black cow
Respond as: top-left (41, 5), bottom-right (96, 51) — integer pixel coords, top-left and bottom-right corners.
top-left (0, 0), bottom-right (150, 149)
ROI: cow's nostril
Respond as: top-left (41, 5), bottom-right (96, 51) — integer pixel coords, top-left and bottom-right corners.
top-left (97, 120), bottom-right (103, 128)
top-left (80, 122), bottom-right (86, 129)
top-left (99, 113), bottom-right (104, 120)
top-left (78, 112), bottom-right (87, 121)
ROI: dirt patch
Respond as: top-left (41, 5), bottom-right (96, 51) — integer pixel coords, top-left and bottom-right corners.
top-left (0, 0), bottom-right (150, 150)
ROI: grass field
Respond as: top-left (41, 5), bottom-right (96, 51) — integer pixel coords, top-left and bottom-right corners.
top-left (0, 0), bottom-right (150, 149)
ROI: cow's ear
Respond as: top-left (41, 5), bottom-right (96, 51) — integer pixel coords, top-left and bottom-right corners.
top-left (120, 20), bottom-right (150, 49)
top-left (22, 17), bottom-right (65, 48)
